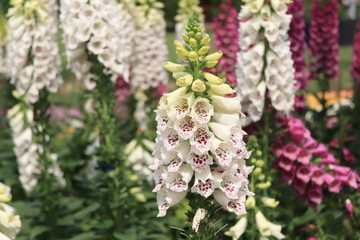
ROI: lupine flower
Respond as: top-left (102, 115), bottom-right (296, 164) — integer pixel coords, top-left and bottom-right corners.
top-left (152, 18), bottom-right (253, 217)
top-left (309, 0), bottom-right (339, 80)
top-left (6, 0), bottom-right (62, 103)
top-left (274, 115), bottom-right (360, 208)
top-left (0, 182), bottom-right (21, 240)
top-left (60, 0), bottom-right (132, 89)
top-left (175, 0), bottom-right (204, 41)
top-left (255, 210), bottom-right (285, 240)
top-left (351, 19), bottom-right (360, 84)
top-left (130, 0), bottom-right (168, 90)
top-left (237, 0), bottom-right (295, 123)
top-left (213, 0), bottom-right (239, 85)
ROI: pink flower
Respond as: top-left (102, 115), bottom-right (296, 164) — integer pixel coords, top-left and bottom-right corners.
top-left (329, 165), bottom-right (351, 175)
top-left (309, 0), bottom-right (339, 80)
top-left (324, 174), bottom-right (342, 193)
top-left (307, 185), bottom-right (323, 207)
top-left (296, 165), bottom-right (313, 183)
top-left (213, 0), bottom-right (239, 85)
top-left (288, 0), bottom-right (308, 111)
top-left (342, 148), bottom-right (355, 164)
top-left (297, 149), bottom-right (312, 165)
top-left (345, 199), bottom-right (354, 218)
top-left (279, 157), bottom-right (294, 172)
top-left (283, 144), bottom-right (301, 161)
top-left (312, 143), bottom-right (328, 157)
top-left (294, 178), bottom-right (307, 195)
top-left (320, 153), bottom-right (337, 164)
top-left (311, 166), bottom-right (325, 186)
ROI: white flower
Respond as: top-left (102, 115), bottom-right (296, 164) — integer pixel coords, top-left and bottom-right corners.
top-left (60, 0), bottom-right (132, 87)
top-left (192, 208), bottom-right (206, 233)
top-left (255, 210), bottom-right (285, 239)
top-left (0, 183), bottom-right (11, 203)
top-left (130, 1), bottom-right (168, 90)
top-left (153, 87), bottom-right (252, 217)
top-left (236, 0), bottom-right (295, 125)
top-left (6, 0), bottom-right (62, 103)
top-left (225, 217), bottom-right (247, 240)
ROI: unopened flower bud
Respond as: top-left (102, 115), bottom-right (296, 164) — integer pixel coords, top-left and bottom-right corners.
top-left (246, 196), bottom-right (256, 208)
top-left (261, 197), bottom-right (279, 208)
top-left (205, 61), bottom-right (218, 68)
top-left (209, 84), bottom-right (235, 96)
top-left (188, 51), bottom-right (199, 62)
top-left (258, 174), bottom-right (265, 181)
top-left (176, 47), bottom-right (189, 59)
top-left (253, 168), bottom-right (262, 175)
top-left (192, 79), bottom-right (206, 92)
top-left (174, 40), bottom-right (184, 48)
top-left (189, 38), bottom-right (197, 48)
top-left (205, 51), bottom-right (223, 61)
top-left (256, 181), bottom-right (271, 189)
top-left (164, 62), bottom-right (186, 73)
top-left (256, 160), bottom-right (265, 168)
top-left (195, 32), bottom-right (201, 39)
top-left (201, 34), bottom-right (210, 45)
top-left (176, 74), bottom-right (193, 87)
top-left (204, 72), bottom-right (225, 85)
top-left (182, 33), bottom-right (189, 43)
top-left (198, 46), bottom-right (210, 55)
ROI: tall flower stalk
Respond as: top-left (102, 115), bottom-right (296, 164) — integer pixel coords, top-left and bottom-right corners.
top-left (309, 0), bottom-right (340, 142)
top-left (287, 0), bottom-right (308, 112)
top-left (152, 17), bottom-right (253, 239)
top-left (61, 0), bottom-right (143, 237)
top-left (122, 0), bottom-right (168, 179)
top-left (213, 0), bottom-right (239, 85)
top-left (236, 0), bottom-right (295, 123)
top-left (6, 0), bottom-right (65, 193)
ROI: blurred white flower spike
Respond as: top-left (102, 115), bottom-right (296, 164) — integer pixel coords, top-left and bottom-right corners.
top-left (236, 0), bottom-right (295, 124)
top-left (60, 0), bottom-right (132, 89)
top-left (6, 0), bottom-right (62, 103)
top-left (130, 0), bottom-right (168, 90)
top-left (152, 18), bottom-right (253, 217)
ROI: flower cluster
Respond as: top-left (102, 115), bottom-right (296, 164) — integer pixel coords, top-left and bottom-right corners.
top-left (130, 0), bottom-right (168, 90)
top-left (309, 0), bottom-right (339, 80)
top-left (213, 0), bottom-right (239, 85)
top-left (273, 115), bottom-right (360, 208)
top-left (351, 19), bottom-right (360, 84)
top-left (175, 0), bottom-right (204, 41)
top-left (287, 0), bottom-right (308, 111)
top-left (0, 182), bottom-right (21, 240)
top-left (6, 0), bottom-right (62, 103)
top-left (60, 0), bottom-right (132, 89)
top-left (7, 98), bottom-right (65, 193)
top-left (152, 18), bottom-right (253, 217)
top-left (236, 0), bottom-right (295, 123)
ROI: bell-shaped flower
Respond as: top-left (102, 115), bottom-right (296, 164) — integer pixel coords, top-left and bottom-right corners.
top-left (255, 210), bottom-right (285, 239)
